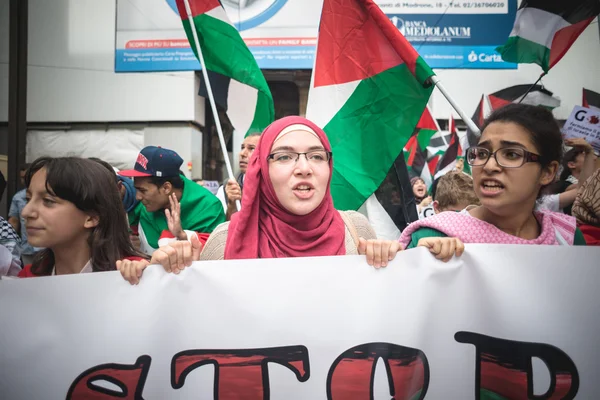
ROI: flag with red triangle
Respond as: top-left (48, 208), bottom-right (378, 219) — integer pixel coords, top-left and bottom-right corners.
top-left (434, 116), bottom-right (465, 179)
top-left (496, 0), bottom-right (600, 72)
top-left (583, 88), bottom-right (600, 110)
top-left (306, 0), bottom-right (435, 211)
top-left (404, 106), bottom-right (440, 188)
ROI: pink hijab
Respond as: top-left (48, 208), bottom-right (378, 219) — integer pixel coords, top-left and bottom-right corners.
top-left (224, 116), bottom-right (346, 259)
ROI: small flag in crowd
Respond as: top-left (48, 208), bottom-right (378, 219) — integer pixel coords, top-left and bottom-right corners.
top-left (434, 116), bottom-right (464, 180)
top-left (583, 88), bottom-right (600, 110)
top-left (496, 0), bottom-right (600, 72)
top-left (175, 0), bottom-right (274, 135)
top-left (306, 0), bottom-right (435, 211)
top-left (404, 106), bottom-right (440, 188)
top-left (488, 84), bottom-right (561, 110)
top-left (466, 95), bottom-right (485, 147)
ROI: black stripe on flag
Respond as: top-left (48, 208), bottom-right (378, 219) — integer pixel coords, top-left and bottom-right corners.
top-left (428, 132), bottom-right (453, 148)
top-left (374, 152), bottom-right (419, 232)
top-left (583, 88), bottom-right (600, 109)
top-left (467, 96), bottom-right (484, 147)
top-left (490, 84), bottom-right (551, 102)
top-left (435, 133), bottom-right (460, 176)
top-left (198, 70), bottom-right (231, 111)
top-left (521, 0), bottom-right (600, 25)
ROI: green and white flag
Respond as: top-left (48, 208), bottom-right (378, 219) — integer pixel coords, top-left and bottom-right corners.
top-left (176, 0), bottom-right (274, 135)
top-left (496, 0), bottom-right (600, 72)
top-left (306, 0), bottom-right (435, 211)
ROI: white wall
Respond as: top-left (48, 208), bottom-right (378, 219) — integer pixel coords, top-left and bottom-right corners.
top-left (430, 21), bottom-right (600, 120)
top-left (24, 0), bottom-right (201, 123)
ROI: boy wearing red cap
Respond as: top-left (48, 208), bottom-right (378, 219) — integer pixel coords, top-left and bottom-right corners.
top-left (120, 146), bottom-right (225, 255)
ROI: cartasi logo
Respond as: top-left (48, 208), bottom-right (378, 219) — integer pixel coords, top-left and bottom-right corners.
top-left (468, 50), bottom-right (504, 63)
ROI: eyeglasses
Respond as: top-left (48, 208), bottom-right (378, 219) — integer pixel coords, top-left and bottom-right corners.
top-left (267, 150), bottom-right (332, 165)
top-left (466, 147), bottom-right (541, 168)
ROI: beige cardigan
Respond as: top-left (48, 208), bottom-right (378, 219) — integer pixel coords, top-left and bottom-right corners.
top-left (200, 210), bottom-right (376, 261)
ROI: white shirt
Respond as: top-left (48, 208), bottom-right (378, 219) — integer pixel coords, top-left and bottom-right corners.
top-left (51, 259), bottom-right (93, 275)
top-left (536, 194), bottom-right (561, 213)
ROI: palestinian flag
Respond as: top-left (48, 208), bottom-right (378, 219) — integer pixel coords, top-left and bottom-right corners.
top-left (175, 0), bottom-right (274, 135)
top-left (496, 0), bottom-right (600, 72)
top-left (306, 0), bottom-right (435, 211)
top-left (488, 84), bottom-right (561, 110)
top-left (466, 95), bottom-right (485, 147)
top-left (404, 106), bottom-right (440, 188)
top-left (434, 116), bottom-right (463, 180)
top-left (583, 88), bottom-right (600, 110)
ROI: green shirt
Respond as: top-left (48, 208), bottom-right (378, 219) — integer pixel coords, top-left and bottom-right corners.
top-left (405, 227), bottom-right (587, 249)
top-left (128, 176), bottom-right (226, 249)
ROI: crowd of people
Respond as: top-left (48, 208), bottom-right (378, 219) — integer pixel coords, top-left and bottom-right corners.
top-left (0, 103), bottom-right (598, 280)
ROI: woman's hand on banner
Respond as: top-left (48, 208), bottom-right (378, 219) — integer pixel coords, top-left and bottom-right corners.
top-left (357, 238), bottom-right (402, 269)
top-left (151, 234), bottom-right (203, 274)
top-left (117, 259), bottom-right (150, 285)
top-left (417, 237), bottom-right (464, 262)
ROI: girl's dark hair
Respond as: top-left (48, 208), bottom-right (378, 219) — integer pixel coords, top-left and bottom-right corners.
top-left (480, 103), bottom-right (563, 168)
top-left (559, 148), bottom-right (584, 181)
top-left (25, 157), bottom-right (146, 276)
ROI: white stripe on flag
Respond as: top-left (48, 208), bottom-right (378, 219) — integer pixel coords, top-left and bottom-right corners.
top-left (362, 194), bottom-right (402, 241)
top-left (509, 7), bottom-right (570, 48)
top-left (205, 5), bottom-right (236, 27)
top-left (434, 160), bottom-right (457, 180)
top-left (306, 81), bottom-right (361, 128)
top-left (227, 79), bottom-right (259, 135)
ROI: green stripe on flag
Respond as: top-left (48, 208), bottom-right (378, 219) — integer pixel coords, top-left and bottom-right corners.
top-left (182, 14), bottom-right (274, 133)
top-left (325, 64), bottom-right (433, 211)
top-left (414, 56), bottom-right (435, 87)
top-left (417, 128), bottom-right (437, 150)
top-left (496, 36), bottom-right (551, 72)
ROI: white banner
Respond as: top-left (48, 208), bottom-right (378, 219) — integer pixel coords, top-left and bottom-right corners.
top-left (563, 106), bottom-right (600, 154)
top-left (1, 245), bottom-right (599, 399)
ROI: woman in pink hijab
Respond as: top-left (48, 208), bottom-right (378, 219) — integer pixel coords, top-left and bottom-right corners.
top-left (119, 116), bottom-right (402, 284)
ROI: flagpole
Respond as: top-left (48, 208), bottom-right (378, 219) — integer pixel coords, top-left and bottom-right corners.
top-left (182, 0), bottom-right (240, 211)
top-left (430, 75), bottom-right (480, 137)
top-left (517, 72), bottom-right (546, 104)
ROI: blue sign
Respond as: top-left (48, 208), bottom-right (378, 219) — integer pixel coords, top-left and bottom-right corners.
top-left (115, 0), bottom-right (517, 72)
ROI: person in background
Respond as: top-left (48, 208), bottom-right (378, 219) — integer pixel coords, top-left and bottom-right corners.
top-left (411, 177), bottom-right (432, 215)
top-left (18, 157), bottom-right (145, 277)
top-left (89, 157), bottom-right (141, 250)
top-left (538, 138), bottom-right (597, 214)
top-left (8, 164), bottom-right (39, 265)
top-left (216, 132), bottom-right (261, 221)
top-left (1, 170), bottom-right (22, 271)
top-left (118, 116), bottom-right (402, 284)
top-left (551, 138), bottom-right (598, 214)
top-left (89, 157), bottom-right (140, 214)
top-left (120, 146), bottom-right (225, 255)
top-left (399, 104), bottom-right (586, 262)
top-left (432, 171), bottom-right (480, 214)
top-left (572, 168), bottom-right (600, 245)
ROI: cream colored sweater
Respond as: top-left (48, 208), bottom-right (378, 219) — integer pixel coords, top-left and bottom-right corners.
top-left (200, 210), bottom-right (376, 261)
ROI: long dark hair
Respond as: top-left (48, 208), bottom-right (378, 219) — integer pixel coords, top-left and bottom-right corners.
top-left (25, 157), bottom-right (146, 275)
top-left (559, 148), bottom-right (584, 182)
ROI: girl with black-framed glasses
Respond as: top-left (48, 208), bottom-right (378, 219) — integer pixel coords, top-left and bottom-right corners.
top-left (398, 103), bottom-right (587, 261)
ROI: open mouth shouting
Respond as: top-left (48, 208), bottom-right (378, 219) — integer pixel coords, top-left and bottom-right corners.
top-left (480, 179), bottom-right (505, 197)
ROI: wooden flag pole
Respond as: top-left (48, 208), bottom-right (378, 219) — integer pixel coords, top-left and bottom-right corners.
top-left (182, 0), bottom-right (240, 211)
top-left (430, 75), bottom-right (480, 137)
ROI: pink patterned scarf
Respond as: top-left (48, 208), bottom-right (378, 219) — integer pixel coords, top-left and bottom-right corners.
top-left (399, 208), bottom-right (577, 248)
